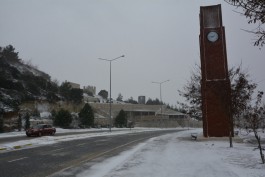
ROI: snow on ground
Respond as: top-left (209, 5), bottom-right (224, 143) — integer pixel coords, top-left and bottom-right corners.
top-left (1, 128), bottom-right (265, 177)
top-left (76, 129), bottom-right (265, 177)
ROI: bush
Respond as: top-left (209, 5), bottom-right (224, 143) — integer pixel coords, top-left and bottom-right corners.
top-left (114, 109), bottom-right (127, 128)
top-left (79, 103), bottom-right (94, 128)
top-left (54, 109), bottom-right (72, 128)
top-left (0, 115), bottom-right (4, 133)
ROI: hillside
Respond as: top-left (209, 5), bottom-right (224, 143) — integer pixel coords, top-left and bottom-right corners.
top-left (0, 45), bottom-right (59, 113)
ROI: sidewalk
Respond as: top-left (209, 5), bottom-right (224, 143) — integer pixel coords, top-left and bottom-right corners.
top-left (75, 129), bottom-right (265, 177)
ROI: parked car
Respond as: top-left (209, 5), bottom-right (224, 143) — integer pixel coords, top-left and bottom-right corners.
top-left (26, 124), bottom-right (56, 137)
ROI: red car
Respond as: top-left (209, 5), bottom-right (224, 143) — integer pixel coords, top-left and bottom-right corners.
top-left (26, 124), bottom-right (56, 137)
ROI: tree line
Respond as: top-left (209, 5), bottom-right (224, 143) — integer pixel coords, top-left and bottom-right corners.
top-left (0, 103), bottom-right (130, 132)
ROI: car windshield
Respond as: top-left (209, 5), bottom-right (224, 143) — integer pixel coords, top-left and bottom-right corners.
top-left (33, 125), bottom-right (44, 129)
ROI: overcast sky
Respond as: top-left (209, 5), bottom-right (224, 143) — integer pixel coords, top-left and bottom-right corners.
top-left (1, 0), bottom-right (264, 106)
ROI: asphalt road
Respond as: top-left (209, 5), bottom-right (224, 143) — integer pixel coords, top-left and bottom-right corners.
top-left (0, 129), bottom-right (122, 143)
top-left (0, 129), bottom-right (182, 177)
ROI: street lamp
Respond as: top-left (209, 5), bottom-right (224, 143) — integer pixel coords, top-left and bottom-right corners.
top-left (98, 55), bottom-right (125, 132)
top-left (152, 80), bottom-right (170, 127)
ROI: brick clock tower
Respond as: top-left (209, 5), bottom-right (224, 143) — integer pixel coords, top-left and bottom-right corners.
top-left (199, 5), bottom-right (233, 137)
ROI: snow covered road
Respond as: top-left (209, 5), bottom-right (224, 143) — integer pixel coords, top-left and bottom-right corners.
top-left (74, 129), bottom-right (264, 177)
top-left (1, 128), bottom-right (264, 177)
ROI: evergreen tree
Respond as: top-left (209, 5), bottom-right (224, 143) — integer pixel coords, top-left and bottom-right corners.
top-left (70, 88), bottom-right (83, 104)
top-left (24, 112), bottom-right (30, 130)
top-left (125, 97), bottom-right (138, 104)
top-left (146, 98), bottom-right (162, 105)
top-left (0, 112), bottom-right (4, 133)
top-left (116, 93), bottom-right (123, 102)
top-left (79, 103), bottom-right (94, 128)
top-left (98, 90), bottom-right (108, 100)
top-left (54, 109), bottom-right (72, 128)
top-left (1, 45), bottom-right (20, 61)
top-left (59, 82), bottom-right (72, 101)
top-left (59, 82), bottom-right (83, 103)
top-left (18, 113), bottom-right (22, 131)
top-left (114, 109), bottom-right (127, 128)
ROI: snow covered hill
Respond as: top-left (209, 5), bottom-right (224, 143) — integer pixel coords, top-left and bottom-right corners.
top-left (0, 45), bottom-right (58, 113)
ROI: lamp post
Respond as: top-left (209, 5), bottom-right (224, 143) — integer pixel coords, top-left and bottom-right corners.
top-left (98, 55), bottom-right (125, 132)
top-left (152, 80), bottom-right (170, 127)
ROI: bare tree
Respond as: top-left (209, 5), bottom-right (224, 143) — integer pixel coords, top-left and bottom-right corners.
top-left (178, 64), bottom-right (256, 122)
top-left (243, 91), bottom-right (265, 164)
top-left (178, 64), bottom-right (202, 120)
top-left (230, 64), bottom-right (257, 128)
top-left (225, 0), bottom-right (265, 47)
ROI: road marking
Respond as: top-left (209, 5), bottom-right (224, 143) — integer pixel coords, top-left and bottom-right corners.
top-left (40, 148), bottom-right (65, 155)
top-left (8, 157), bottom-right (28, 163)
top-left (51, 148), bottom-right (65, 152)
top-left (76, 143), bottom-right (87, 146)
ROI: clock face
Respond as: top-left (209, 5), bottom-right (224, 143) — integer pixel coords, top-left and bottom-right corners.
top-left (207, 31), bottom-right (219, 42)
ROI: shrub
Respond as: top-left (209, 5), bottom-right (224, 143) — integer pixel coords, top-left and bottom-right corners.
top-left (114, 109), bottom-right (127, 128)
top-left (79, 103), bottom-right (94, 128)
top-left (54, 109), bottom-right (72, 128)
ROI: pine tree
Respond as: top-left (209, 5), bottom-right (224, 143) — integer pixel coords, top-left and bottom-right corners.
top-left (18, 114), bottom-right (22, 131)
top-left (115, 109), bottom-right (127, 128)
top-left (54, 109), bottom-right (72, 128)
top-left (0, 115), bottom-right (4, 133)
top-left (79, 103), bottom-right (94, 128)
top-left (98, 90), bottom-right (108, 100)
top-left (116, 93), bottom-right (123, 101)
top-left (24, 112), bottom-right (30, 130)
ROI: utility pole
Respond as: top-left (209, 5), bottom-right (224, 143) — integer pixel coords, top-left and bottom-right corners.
top-left (98, 55), bottom-right (125, 132)
top-left (152, 80), bottom-right (170, 127)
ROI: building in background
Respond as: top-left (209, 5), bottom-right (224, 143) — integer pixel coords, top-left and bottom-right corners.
top-left (90, 103), bottom-right (201, 128)
top-left (138, 96), bottom-right (146, 104)
top-left (83, 85), bottom-right (96, 96)
top-left (65, 81), bottom-right (80, 89)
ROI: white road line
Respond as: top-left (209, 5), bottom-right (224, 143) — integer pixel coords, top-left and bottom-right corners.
top-left (8, 157), bottom-right (28, 163)
top-left (40, 148), bottom-right (65, 155)
top-left (51, 148), bottom-right (65, 152)
top-left (76, 143), bottom-right (87, 146)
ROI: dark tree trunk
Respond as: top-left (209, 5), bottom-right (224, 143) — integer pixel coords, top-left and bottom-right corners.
top-left (254, 131), bottom-right (265, 164)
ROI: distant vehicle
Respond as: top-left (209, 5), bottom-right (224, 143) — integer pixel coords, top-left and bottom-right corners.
top-left (26, 124), bottom-right (56, 137)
